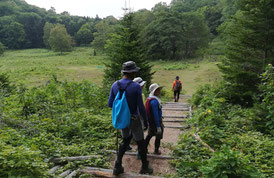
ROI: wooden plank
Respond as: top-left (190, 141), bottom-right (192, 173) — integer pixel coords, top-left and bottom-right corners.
top-left (58, 169), bottom-right (71, 178)
top-left (162, 115), bottom-right (187, 118)
top-left (163, 119), bottom-right (186, 122)
top-left (163, 108), bottom-right (189, 111)
top-left (49, 165), bottom-right (61, 174)
top-left (191, 133), bottom-right (215, 153)
top-left (163, 107), bottom-right (189, 110)
top-left (164, 125), bottom-right (190, 129)
top-left (106, 150), bottom-right (173, 160)
top-left (163, 105), bottom-right (189, 107)
top-left (50, 155), bottom-right (99, 163)
top-left (80, 167), bottom-right (164, 178)
top-left (66, 169), bottom-right (78, 178)
top-left (189, 106), bottom-right (193, 117)
top-left (179, 95), bottom-right (192, 97)
top-left (164, 102), bottom-right (189, 105)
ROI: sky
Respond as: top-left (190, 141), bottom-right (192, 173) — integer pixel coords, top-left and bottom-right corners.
top-left (25, 0), bottom-right (172, 18)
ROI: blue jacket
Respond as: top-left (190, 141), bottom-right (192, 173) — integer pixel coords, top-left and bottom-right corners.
top-left (108, 78), bottom-right (147, 124)
top-left (148, 98), bottom-right (162, 128)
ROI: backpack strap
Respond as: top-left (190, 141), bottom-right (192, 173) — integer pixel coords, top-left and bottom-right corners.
top-left (117, 81), bottom-right (133, 92)
top-left (117, 81), bottom-right (133, 99)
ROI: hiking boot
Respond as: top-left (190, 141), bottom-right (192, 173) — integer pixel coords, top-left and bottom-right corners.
top-left (153, 150), bottom-right (161, 155)
top-left (139, 161), bottom-right (153, 174)
top-left (127, 145), bottom-right (132, 151)
top-left (113, 161), bottom-right (124, 175)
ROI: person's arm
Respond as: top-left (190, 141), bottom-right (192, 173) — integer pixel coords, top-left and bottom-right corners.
top-left (137, 86), bottom-right (148, 128)
top-left (172, 81), bottom-right (175, 91)
top-left (108, 84), bottom-right (115, 108)
top-left (150, 100), bottom-right (161, 128)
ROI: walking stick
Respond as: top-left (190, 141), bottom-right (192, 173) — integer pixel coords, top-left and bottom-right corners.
top-left (116, 129), bottom-right (119, 156)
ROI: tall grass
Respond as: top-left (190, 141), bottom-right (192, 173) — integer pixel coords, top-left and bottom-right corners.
top-left (0, 47), bottom-right (221, 94)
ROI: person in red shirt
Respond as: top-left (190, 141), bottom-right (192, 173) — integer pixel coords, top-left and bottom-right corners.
top-left (172, 76), bottom-right (182, 102)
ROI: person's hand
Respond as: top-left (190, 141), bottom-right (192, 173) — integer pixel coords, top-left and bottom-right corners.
top-left (143, 126), bottom-right (148, 131)
top-left (156, 127), bottom-right (162, 135)
top-left (143, 122), bottom-right (148, 131)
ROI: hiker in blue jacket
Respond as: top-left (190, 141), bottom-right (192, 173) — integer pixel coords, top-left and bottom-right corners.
top-left (145, 83), bottom-right (164, 155)
top-left (108, 61), bottom-right (153, 175)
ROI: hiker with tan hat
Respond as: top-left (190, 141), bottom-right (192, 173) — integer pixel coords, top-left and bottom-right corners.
top-left (108, 61), bottom-right (153, 175)
top-left (144, 83), bottom-right (164, 155)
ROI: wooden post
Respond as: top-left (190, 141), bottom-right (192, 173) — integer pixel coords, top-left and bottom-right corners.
top-left (191, 133), bottom-right (215, 152)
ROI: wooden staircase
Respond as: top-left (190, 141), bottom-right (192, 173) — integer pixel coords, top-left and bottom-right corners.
top-left (48, 96), bottom-right (193, 177)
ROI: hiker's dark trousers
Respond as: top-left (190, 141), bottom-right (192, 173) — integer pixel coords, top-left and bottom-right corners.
top-left (145, 124), bottom-right (164, 152)
top-left (116, 116), bottom-right (148, 166)
top-left (174, 90), bottom-right (180, 102)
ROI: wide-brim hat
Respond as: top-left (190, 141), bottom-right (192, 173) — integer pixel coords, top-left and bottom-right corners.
top-left (133, 77), bottom-right (146, 86)
top-left (121, 61), bottom-right (140, 73)
top-left (149, 83), bottom-right (163, 96)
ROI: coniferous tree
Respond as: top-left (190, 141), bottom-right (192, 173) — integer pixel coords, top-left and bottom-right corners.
top-left (219, 0), bottom-right (274, 106)
top-left (104, 13), bottom-right (153, 91)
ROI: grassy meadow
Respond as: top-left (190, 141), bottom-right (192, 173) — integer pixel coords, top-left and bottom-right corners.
top-left (0, 47), bottom-right (221, 94)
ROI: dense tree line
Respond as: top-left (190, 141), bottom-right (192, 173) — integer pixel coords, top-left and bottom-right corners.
top-left (0, 0), bottom-right (108, 49)
top-left (0, 0), bottom-right (240, 59)
top-left (218, 0), bottom-right (274, 105)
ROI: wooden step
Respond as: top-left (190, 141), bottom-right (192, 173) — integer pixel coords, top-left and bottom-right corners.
top-left (162, 115), bottom-right (187, 118)
top-left (66, 169), bottom-right (78, 178)
top-left (164, 125), bottom-right (190, 129)
top-left (179, 95), bottom-right (192, 97)
top-left (164, 102), bottom-right (189, 105)
top-left (163, 119), bottom-right (186, 123)
top-left (58, 169), bottom-right (71, 177)
top-left (163, 108), bottom-right (189, 111)
top-left (49, 165), bottom-right (61, 174)
top-left (80, 167), bottom-right (164, 178)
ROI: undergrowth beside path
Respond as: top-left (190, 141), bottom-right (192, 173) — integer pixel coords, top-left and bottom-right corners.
top-left (172, 65), bottom-right (274, 177)
top-left (0, 77), bottom-right (115, 177)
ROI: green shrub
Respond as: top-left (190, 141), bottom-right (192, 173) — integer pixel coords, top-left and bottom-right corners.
top-left (180, 67), bottom-right (274, 177)
top-left (0, 73), bottom-right (15, 95)
top-left (251, 64), bottom-right (274, 136)
top-left (172, 133), bottom-right (213, 177)
top-left (200, 146), bottom-right (263, 178)
top-left (190, 95), bottom-right (254, 149)
top-left (0, 141), bottom-right (48, 177)
top-left (0, 78), bottom-right (115, 175)
top-left (227, 132), bottom-right (274, 176)
top-left (191, 84), bottom-right (211, 107)
top-left (0, 42), bottom-right (5, 55)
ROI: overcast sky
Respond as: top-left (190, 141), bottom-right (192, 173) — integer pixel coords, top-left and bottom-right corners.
top-left (25, 0), bottom-right (172, 18)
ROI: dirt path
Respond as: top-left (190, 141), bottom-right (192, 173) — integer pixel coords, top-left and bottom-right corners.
top-left (110, 97), bottom-right (191, 177)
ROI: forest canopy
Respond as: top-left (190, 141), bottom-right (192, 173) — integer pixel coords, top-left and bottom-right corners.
top-left (0, 0), bottom-right (239, 60)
